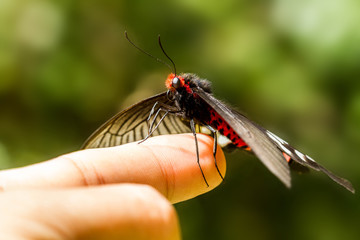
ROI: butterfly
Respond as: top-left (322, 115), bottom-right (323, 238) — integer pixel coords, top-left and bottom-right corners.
top-left (81, 33), bottom-right (354, 193)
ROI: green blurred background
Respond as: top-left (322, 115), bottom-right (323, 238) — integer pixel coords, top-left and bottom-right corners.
top-left (1, 0), bottom-right (360, 239)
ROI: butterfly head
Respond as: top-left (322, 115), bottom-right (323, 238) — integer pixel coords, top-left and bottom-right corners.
top-left (165, 73), bottom-right (185, 92)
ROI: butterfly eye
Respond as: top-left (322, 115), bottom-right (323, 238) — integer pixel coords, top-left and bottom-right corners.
top-left (172, 77), bottom-right (181, 89)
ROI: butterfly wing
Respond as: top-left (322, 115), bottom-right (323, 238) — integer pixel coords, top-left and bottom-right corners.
top-left (81, 92), bottom-right (191, 149)
top-left (195, 89), bottom-right (291, 188)
top-left (265, 130), bottom-right (354, 193)
top-left (196, 88), bottom-right (354, 192)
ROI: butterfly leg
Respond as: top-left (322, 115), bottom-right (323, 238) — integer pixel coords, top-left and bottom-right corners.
top-left (205, 125), bottom-right (224, 181)
top-left (190, 119), bottom-right (209, 187)
top-left (139, 109), bottom-right (169, 143)
top-left (146, 102), bottom-right (179, 132)
top-left (139, 102), bottom-right (180, 144)
top-left (145, 102), bottom-right (162, 135)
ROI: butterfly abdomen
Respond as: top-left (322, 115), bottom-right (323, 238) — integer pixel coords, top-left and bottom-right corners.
top-left (207, 107), bottom-right (248, 148)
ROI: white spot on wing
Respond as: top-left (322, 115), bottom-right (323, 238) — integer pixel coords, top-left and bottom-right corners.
top-left (307, 155), bottom-right (316, 162)
top-left (282, 147), bottom-right (293, 157)
top-left (266, 130), bottom-right (294, 160)
top-left (218, 134), bottom-right (232, 146)
top-left (266, 131), bottom-right (288, 144)
top-left (295, 149), bottom-right (306, 160)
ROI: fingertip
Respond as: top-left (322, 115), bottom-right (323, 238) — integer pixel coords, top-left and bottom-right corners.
top-left (141, 134), bottom-right (226, 203)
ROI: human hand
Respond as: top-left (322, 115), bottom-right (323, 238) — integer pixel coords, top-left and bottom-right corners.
top-left (0, 134), bottom-right (226, 239)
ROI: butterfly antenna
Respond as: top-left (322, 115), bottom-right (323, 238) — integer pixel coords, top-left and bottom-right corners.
top-left (158, 34), bottom-right (176, 75)
top-left (124, 31), bottom-right (173, 72)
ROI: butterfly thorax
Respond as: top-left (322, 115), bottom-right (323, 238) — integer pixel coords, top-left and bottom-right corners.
top-left (165, 73), bottom-right (213, 123)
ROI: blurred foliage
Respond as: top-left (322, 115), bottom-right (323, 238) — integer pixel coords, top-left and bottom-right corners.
top-left (1, 0), bottom-right (360, 239)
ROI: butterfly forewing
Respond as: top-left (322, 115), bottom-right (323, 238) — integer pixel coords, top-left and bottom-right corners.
top-left (81, 92), bottom-right (192, 149)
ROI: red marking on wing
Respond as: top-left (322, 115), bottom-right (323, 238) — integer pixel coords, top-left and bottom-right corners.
top-left (242, 146), bottom-right (252, 151)
top-left (207, 107), bottom-right (247, 148)
top-left (282, 152), bottom-right (291, 163)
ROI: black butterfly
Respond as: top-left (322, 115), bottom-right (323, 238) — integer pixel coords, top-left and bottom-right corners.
top-left (81, 71), bottom-right (354, 193)
top-left (81, 33), bottom-right (354, 193)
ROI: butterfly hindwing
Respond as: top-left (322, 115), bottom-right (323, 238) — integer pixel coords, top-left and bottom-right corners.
top-left (265, 130), bottom-right (354, 193)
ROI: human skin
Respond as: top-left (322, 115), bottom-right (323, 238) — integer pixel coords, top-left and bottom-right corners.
top-left (0, 134), bottom-right (226, 239)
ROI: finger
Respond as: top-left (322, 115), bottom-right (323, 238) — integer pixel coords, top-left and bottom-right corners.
top-left (0, 134), bottom-right (226, 203)
top-left (0, 184), bottom-right (180, 240)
